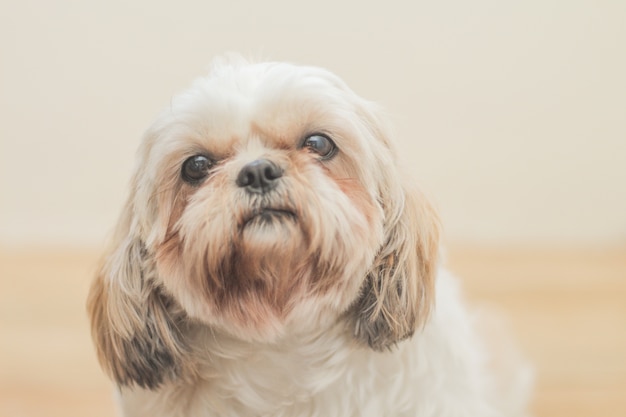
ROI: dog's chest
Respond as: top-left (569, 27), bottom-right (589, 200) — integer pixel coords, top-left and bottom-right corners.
top-left (121, 335), bottom-right (418, 417)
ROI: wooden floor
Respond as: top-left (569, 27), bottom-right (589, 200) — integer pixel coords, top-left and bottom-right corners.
top-left (0, 246), bottom-right (624, 417)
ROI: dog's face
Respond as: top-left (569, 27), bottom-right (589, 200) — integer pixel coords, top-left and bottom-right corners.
top-left (150, 62), bottom-right (388, 340)
top-left (88, 58), bottom-right (440, 389)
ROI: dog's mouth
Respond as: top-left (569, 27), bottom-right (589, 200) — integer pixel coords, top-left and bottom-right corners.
top-left (242, 207), bottom-right (297, 228)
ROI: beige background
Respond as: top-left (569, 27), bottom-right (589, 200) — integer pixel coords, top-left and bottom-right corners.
top-left (1, 2), bottom-right (626, 417)
top-left (1, 0), bottom-right (625, 247)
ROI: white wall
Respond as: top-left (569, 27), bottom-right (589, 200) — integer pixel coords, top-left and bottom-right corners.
top-left (1, 0), bottom-right (625, 246)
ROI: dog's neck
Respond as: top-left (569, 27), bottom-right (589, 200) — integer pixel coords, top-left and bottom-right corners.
top-left (170, 319), bottom-right (373, 409)
top-left (188, 317), bottom-right (356, 371)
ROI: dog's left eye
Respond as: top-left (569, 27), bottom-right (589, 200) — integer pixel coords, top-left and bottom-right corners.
top-left (302, 134), bottom-right (337, 159)
top-left (181, 155), bottom-right (212, 183)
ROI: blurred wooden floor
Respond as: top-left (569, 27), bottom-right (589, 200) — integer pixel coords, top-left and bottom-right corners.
top-left (1, 246), bottom-right (625, 417)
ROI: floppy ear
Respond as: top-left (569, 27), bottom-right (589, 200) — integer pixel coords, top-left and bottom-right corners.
top-left (352, 179), bottom-right (440, 350)
top-left (87, 207), bottom-right (189, 389)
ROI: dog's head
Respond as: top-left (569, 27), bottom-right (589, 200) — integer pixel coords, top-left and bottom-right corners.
top-left (87, 57), bottom-right (440, 389)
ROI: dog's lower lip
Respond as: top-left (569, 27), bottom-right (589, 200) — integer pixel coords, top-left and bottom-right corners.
top-left (243, 208), bottom-right (297, 226)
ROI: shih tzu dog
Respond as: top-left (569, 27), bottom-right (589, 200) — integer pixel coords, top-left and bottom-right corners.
top-left (88, 56), bottom-right (531, 417)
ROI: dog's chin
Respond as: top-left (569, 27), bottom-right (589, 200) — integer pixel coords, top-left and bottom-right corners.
top-left (163, 212), bottom-right (313, 338)
top-left (239, 207), bottom-right (303, 250)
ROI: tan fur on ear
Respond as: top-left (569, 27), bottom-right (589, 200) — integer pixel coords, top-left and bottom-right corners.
top-left (87, 234), bottom-right (190, 389)
top-left (346, 100), bottom-right (441, 350)
top-left (352, 180), bottom-right (441, 351)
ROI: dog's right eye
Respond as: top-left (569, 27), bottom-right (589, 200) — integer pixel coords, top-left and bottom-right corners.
top-left (181, 155), bottom-right (212, 183)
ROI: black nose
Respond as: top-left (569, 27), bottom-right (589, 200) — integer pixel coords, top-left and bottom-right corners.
top-left (236, 159), bottom-right (283, 194)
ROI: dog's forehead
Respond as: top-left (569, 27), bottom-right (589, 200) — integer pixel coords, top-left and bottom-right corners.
top-left (169, 64), bottom-right (357, 153)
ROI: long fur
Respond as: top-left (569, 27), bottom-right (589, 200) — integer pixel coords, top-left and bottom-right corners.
top-left (87, 56), bottom-right (531, 416)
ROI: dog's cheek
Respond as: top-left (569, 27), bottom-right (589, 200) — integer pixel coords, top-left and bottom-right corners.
top-left (295, 176), bottom-right (383, 315)
top-left (333, 178), bottom-right (379, 228)
top-left (155, 232), bottom-right (185, 289)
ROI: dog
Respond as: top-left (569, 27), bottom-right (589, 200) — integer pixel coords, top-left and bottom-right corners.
top-left (88, 56), bottom-right (531, 417)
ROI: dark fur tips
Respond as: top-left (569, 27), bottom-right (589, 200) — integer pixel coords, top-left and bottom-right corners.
top-left (87, 240), bottom-right (189, 390)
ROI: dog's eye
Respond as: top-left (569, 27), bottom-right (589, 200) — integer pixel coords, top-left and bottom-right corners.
top-left (302, 134), bottom-right (337, 159)
top-left (181, 155), bottom-right (212, 183)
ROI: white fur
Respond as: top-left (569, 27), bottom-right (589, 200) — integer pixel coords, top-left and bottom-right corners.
top-left (118, 270), bottom-right (531, 417)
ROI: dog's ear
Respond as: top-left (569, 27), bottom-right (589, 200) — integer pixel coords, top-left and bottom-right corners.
top-left (87, 206), bottom-right (189, 389)
top-left (348, 102), bottom-right (441, 350)
top-left (352, 179), bottom-right (440, 350)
